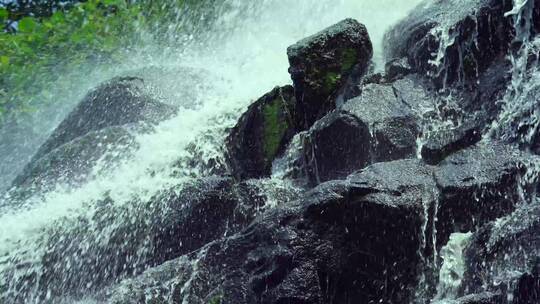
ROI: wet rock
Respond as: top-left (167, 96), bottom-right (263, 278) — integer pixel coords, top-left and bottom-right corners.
top-left (303, 83), bottom-right (419, 184)
top-left (1, 177), bottom-right (269, 303)
top-left (385, 57), bottom-right (413, 81)
top-left (421, 121), bottom-right (483, 165)
top-left (4, 126), bottom-right (138, 206)
top-left (434, 143), bottom-right (526, 248)
top-left (302, 111), bottom-right (371, 184)
top-left (287, 18), bottom-right (373, 129)
top-left (32, 77), bottom-right (177, 163)
top-left (121, 66), bottom-right (215, 109)
top-left (384, 0), bottom-right (516, 89)
top-left (362, 72), bottom-right (384, 86)
top-left (102, 150), bottom-right (530, 304)
top-left (383, 0), bottom-right (538, 128)
top-left (226, 86), bottom-right (297, 180)
top-left (460, 203), bottom-right (540, 303)
top-left (342, 84), bottom-right (420, 161)
top-left (104, 160), bottom-right (435, 304)
top-left (434, 292), bottom-right (504, 304)
top-left (391, 74), bottom-right (437, 119)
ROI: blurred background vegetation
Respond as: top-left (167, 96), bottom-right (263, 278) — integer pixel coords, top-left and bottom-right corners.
top-left (0, 0), bottom-right (216, 122)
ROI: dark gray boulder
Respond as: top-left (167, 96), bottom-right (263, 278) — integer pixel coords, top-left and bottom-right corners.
top-left (384, 0), bottom-right (540, 129)
top-left (421, 121), bottom-right (483, 165)
top-left (288, 18), bottom-right (373, 129)
top-left (384, 0), bottom-right (516, 89)
top-left (226, 86), bottom-right (297, 180)
top-left (385, 57), bottom-right (413, 82)
top-left (341, 83), bottom-right (420, 162)
top-left (303, 83), bottom-right (420, 184)
top-left (434, 292), bottom-right (504, 304)
top-left (1, 177), bottom-right (275, 303)
top-left (32, 77), bottom-right (177, 163)
top-left (433, 143), bottom-right (526, 248)
top-left (460, 203), bottom-right (540, 304)
top-left (5, 76), bottom-right (178, 203)
top-left (102, 149), bottom-right (529, 304)
top-left (3, 126), bottom-right (139, 207)
top-left (302, 111), bottom-right (371, 184)
top-left (391, 74), bottom-right (438, 119)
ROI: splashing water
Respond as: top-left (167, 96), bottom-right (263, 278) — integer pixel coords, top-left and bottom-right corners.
top-left (489, 0), bottom-right (540, 147)
top-left (0, 0), bottom-right (424, 302)
top-left (434, 232), bottom-right (473, 301)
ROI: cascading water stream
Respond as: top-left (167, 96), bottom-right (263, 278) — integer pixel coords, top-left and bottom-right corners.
top-left (489, 0), bottom-right (540, 147)
top-left (0, 1), bottom-right (425, 302)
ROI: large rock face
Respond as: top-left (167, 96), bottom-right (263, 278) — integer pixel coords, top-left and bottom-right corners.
top-left (33, 77), bottom-right (177, 162)
top-left (288, 18), bottom-right (373, 129)
top-left (1, 177), bottom-right (274, 303)
top-left (101, 143), bottom-right (528, 303)
top-left (384, 0), bottom-right (540, 130)
top-left (303, 83), bottom-right (420, 184)
top-left (384, 0), bottom-right (516, 89)
top-left (3, 126), bottom-right (139, 207)
top-left (226, 86), bottom-right (297, 180)
top-left (433, 143), bottom-right (526, 248)
top-left (6, 77), bottom-right (177, 202)
top-left (104, 161), bottom-right (433, 304)
top-left (460, 203), bottom-right (540, 303)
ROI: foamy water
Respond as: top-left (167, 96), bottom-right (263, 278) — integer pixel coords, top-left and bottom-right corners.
top-left (0, 1), bottom-right (425, 302)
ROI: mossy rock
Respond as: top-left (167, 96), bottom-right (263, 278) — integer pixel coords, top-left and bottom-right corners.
top-left (287, 18), bottom-right (373, 129)
top-left (226, 86), bottom-right (297, 180)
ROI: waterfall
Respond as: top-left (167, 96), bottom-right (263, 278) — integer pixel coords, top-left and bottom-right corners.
top-left (0, 1), bottom-right (425, 302)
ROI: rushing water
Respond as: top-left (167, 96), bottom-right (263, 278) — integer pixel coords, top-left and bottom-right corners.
top-left (0, 1), bottom-right (425, 302)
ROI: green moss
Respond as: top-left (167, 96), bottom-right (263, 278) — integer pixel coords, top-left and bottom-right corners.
top-left (208, 295), bottom-right (223, 304)
top-left (323, 71), bottom-right (341, 94)
top-left (318, 48), bottom-right (357, 95)
top-left (262, 98), bottom-right (289, 161)
top-left (341, 48), bottom-right (358, 72)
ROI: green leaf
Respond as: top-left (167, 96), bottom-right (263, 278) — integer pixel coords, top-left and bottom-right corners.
top-left (0, 8), bottom-right (8, 22)
top-left (51, 12), bottom-right (65, 25)
top-left (0, 56), bottom-right (8, 66)
top-left (103, 0), bottom-right (121, 5)
top-left (18, 17), bottom-right (37, 33)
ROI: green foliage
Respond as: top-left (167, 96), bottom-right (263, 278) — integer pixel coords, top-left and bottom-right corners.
top-left (0, 8), bottom-right (8, 22)
top-left (0, 0), bottom-right (206, 121)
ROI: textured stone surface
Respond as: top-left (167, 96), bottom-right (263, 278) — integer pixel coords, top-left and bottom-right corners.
top-left (288, 18), bottom-right (373, 129)
top-left (102, 150), bottom-right (528, 304)
top-left (32, 77), bottom-right (177, 162)
top-left (303, 83), bottom-right (420, 184)
top-left (226, 86), bottom-right (297, 180)
top-left (461, 202), bottom-right (540, 303)
top-left (421, 121), bottom-right (483, 165)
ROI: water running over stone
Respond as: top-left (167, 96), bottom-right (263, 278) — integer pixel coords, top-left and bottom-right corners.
top-left (0, 1), bottom-right (425, 302)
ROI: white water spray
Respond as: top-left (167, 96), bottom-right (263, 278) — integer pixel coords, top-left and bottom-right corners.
top-left (0, 1), bottom-right (424, 302)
